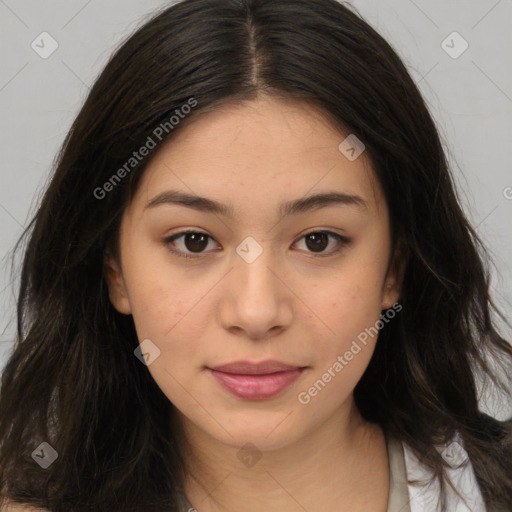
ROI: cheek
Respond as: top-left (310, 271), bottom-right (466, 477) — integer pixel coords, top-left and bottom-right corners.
top-left (300, 259), bottom-right (387, 404)
top-left (317, 266), bottom-right (386, 351)
top-left (129, 279), bottom-right (206, 354)
top-left (121, 236), bottom-right (199, 336)
top-left (120, 251), bottom-right (209, 390)
top-left (295, 275), bottom-right (384, 415)
top-left (127, 276), bottom-right (210, 410)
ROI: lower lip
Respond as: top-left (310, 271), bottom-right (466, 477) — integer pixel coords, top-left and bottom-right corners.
top-left (208, 368), bottom-right (304, 400)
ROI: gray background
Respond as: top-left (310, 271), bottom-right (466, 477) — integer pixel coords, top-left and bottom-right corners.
top-left (1, 1), bottom-right (511, 416)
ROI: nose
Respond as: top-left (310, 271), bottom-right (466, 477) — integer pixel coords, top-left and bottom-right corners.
top-left (217, 242), bottom-right (293, 341)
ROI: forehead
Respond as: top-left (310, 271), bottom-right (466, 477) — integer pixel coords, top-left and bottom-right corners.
top-left (130, 94), bottom-right (384, 217)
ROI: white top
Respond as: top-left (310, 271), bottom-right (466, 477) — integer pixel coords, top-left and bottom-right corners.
top-left (402, 433), bottom-right (487, 511)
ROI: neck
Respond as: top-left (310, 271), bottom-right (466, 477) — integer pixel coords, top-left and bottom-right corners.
top-left (179, 398), bottom-right (390, 512)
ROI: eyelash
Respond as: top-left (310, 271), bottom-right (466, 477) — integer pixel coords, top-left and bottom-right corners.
top-left (163, 229), bottom-right (351, 260)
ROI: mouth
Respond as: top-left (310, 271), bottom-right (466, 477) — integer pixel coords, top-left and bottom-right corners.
top-left (207, 360), bottom-right (307, 400)
top-left (210, 359), bottom-right (305, 375)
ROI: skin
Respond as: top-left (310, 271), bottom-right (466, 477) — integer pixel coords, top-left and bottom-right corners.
top-left (105, 94), bottom-right (403, 512)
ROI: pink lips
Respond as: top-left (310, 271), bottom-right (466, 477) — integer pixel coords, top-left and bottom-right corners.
top-left (208, 360), bottom-right (305, 400)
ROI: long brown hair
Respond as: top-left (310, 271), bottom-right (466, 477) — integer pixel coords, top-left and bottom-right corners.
top-left (1, 0), bottom-right (511, 510)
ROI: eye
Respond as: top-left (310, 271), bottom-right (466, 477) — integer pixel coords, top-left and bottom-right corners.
top-left (163, 229), bottom-right (350, 259)
top-left (164, 230), bottom-right (218, 259)
top-left (293, 230), bottom-right (350, 256)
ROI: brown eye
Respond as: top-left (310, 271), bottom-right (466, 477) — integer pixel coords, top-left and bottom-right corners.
top-left (294, 231), bottom-right (350, 256)
top-left (305, 232), bottom-right (329, 252)
top-left (164, 231), bottom-right (217, 259)
top-left (182, 232), bottom-right (209, 252)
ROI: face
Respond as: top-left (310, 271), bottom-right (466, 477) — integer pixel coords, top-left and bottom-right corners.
top-left (105, 94), bottom-right (401, 452)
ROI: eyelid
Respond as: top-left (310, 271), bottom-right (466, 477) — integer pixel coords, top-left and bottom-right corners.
top-left (163, 229), bottom-right (351, 260)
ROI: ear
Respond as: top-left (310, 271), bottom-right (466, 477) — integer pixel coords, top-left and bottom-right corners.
top-left (381, 241), bottom-right (406, 310)
top-left (103, 250), bottom-right (132, 315)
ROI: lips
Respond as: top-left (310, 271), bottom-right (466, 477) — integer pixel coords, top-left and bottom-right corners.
top-left (211, 360), bottom-right (303, 375)
top-left (207, 360), bottom-right (306, 400)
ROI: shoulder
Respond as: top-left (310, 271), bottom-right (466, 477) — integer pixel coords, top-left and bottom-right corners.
top-left (402, 433), bottom-right (487, 512)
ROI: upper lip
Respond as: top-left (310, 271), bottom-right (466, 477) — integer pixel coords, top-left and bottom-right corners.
top-left (210, 360), bottom-right (304, 375)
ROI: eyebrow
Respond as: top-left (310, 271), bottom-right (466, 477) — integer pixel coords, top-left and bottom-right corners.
top-left (144, 189), bottom-right (367, 219)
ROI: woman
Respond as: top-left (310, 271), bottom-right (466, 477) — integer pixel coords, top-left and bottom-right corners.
top-left (1, 0), bottom-right (511, 510)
